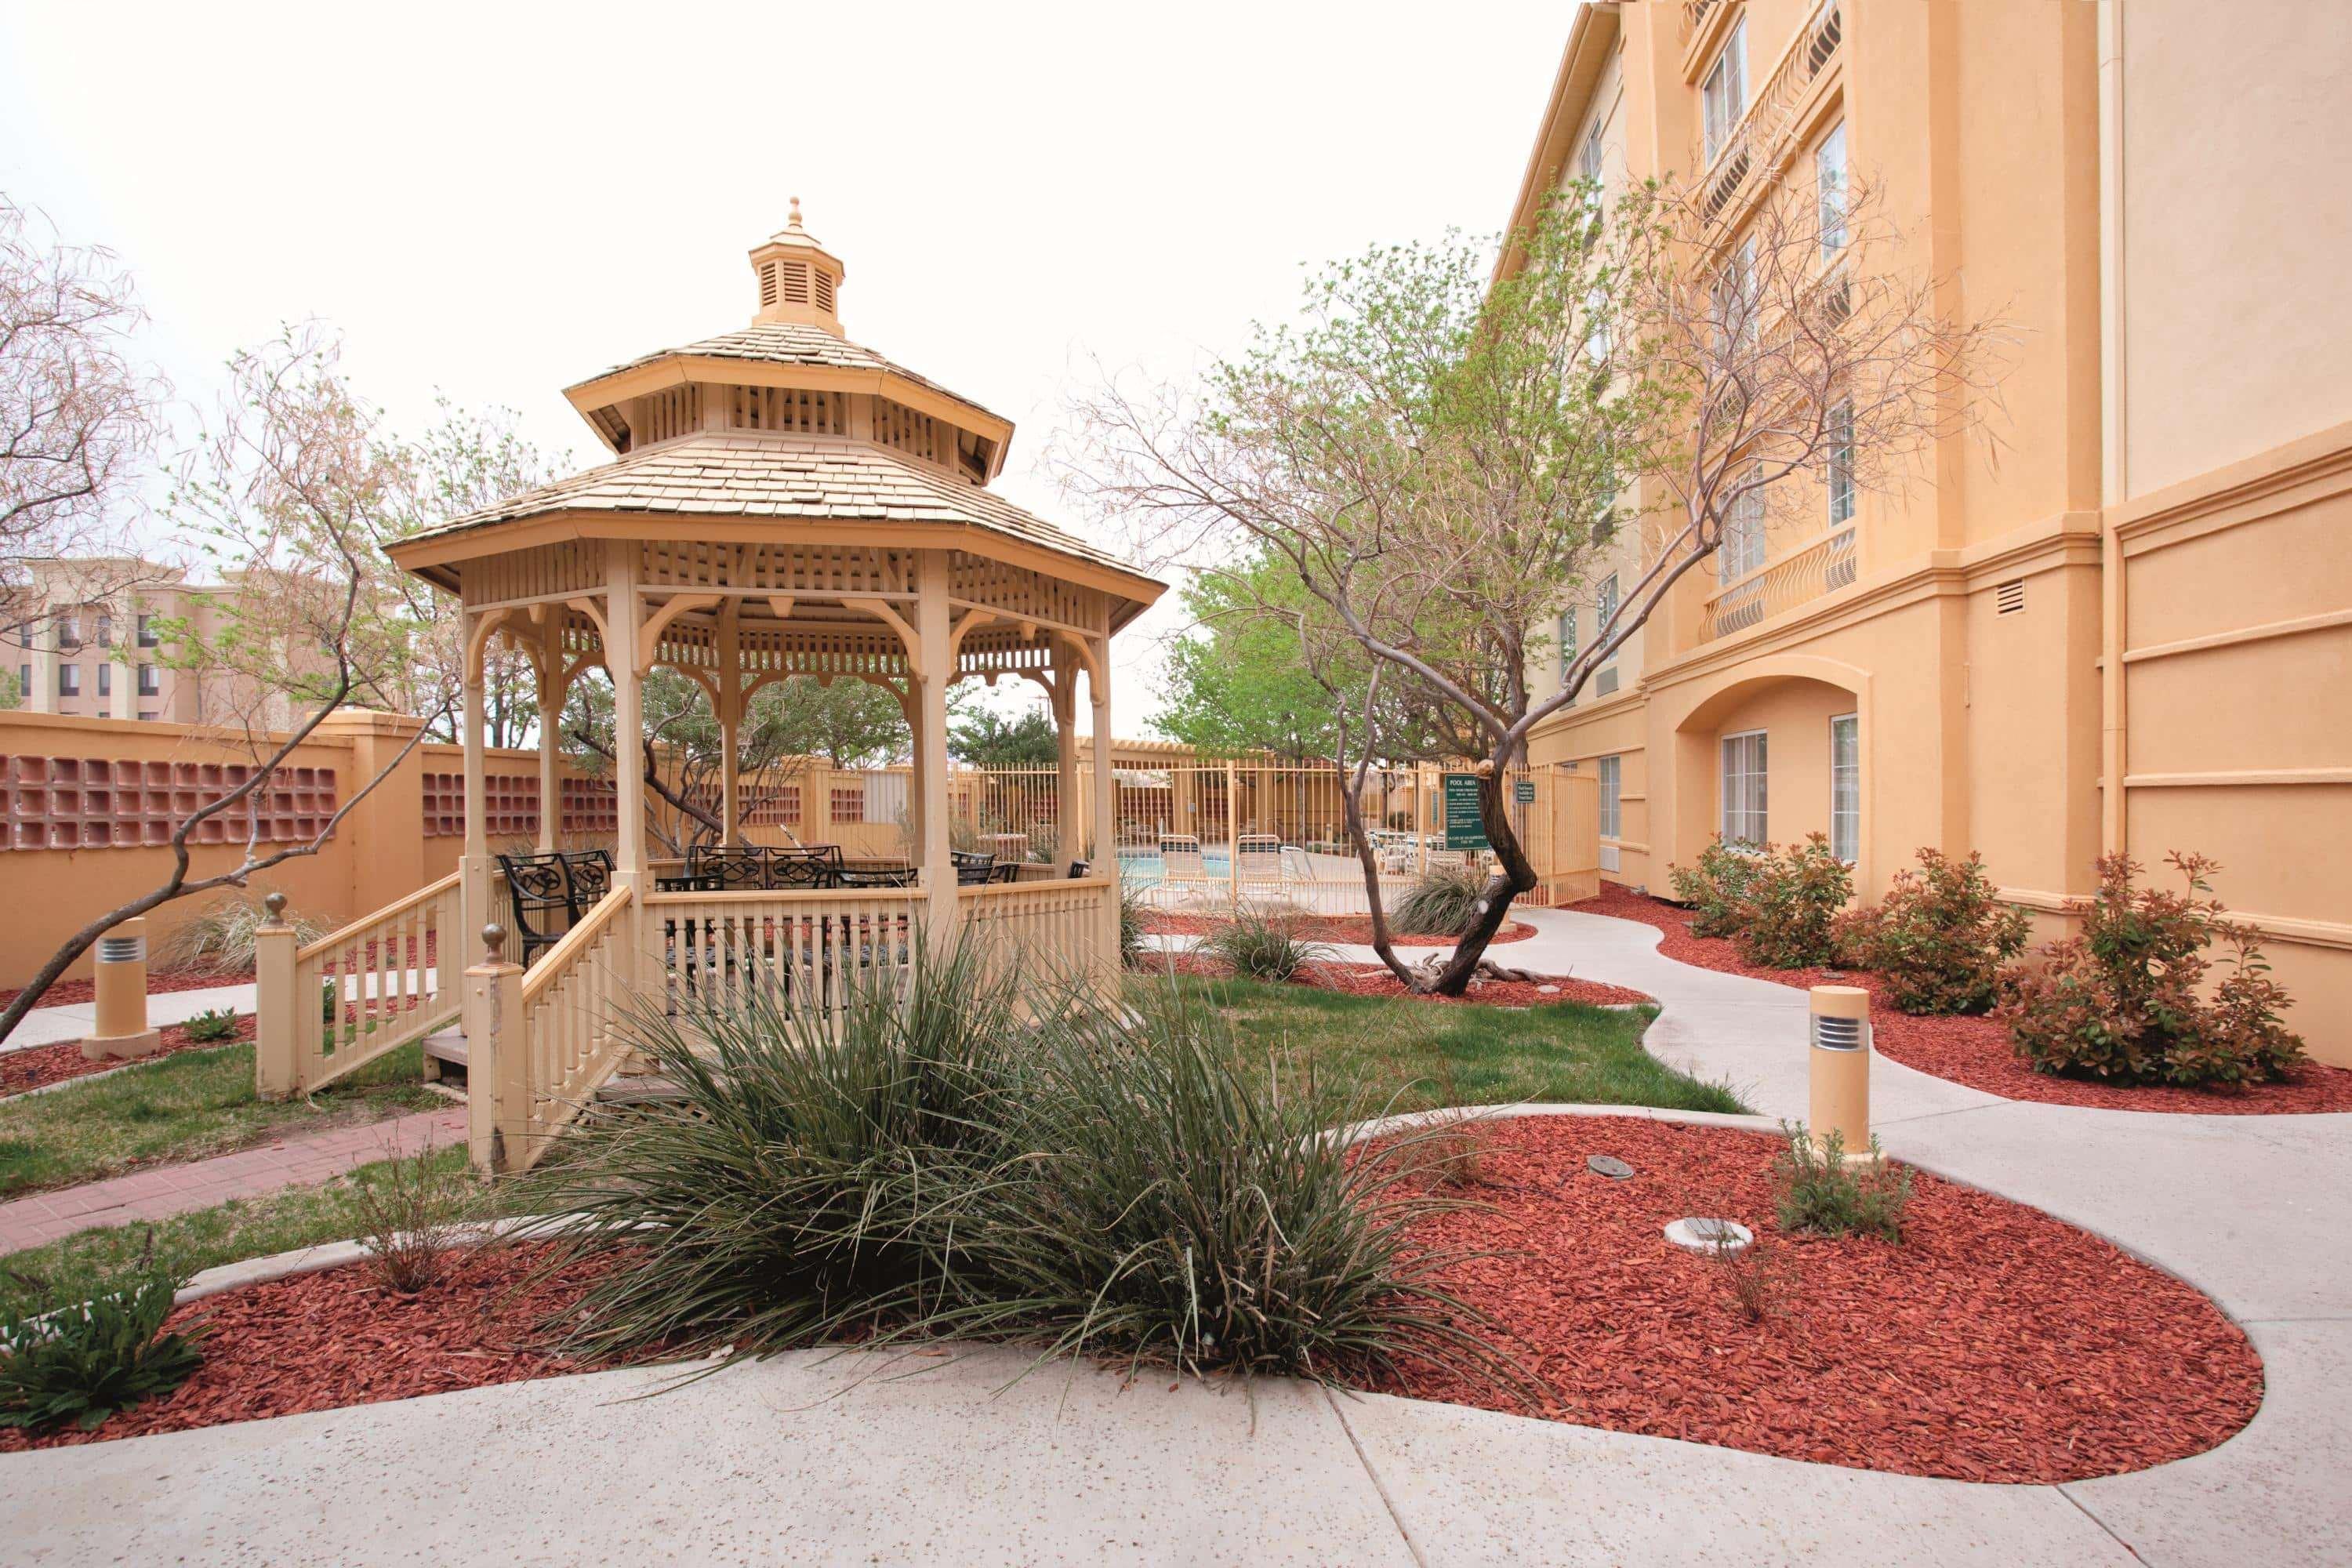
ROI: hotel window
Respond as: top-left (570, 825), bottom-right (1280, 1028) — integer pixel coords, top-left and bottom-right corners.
top-left (1597, 754), bottom-right (1622, 839)
top-left (139, 664), bottom-right (160, 696)
top-left (97, 665), bottom-right (111, 697)
top-left (1556, 606), bottom-right (1577, 686)
top-left (1596, 574), bottom-right (1620, 651)
top-left (1702, 19), bottom-right (1748, 165)
top-left (58, 664), bottom-right (80, 698)
top-left (1817, 122), bottom-right (1849, 256)
top-left (56, 613), bottom-right (80, 650)
top-left (1830, 714), bottom-right (1860, 864)
top-left (1827, 400), bottom-right (1855, 526)
top-left (1722, 730), bottom-right (1767, 845)
top-left (137, 614), bottom-right (158, 648)
top-left (1719, 481), bottom-right (1768, 583)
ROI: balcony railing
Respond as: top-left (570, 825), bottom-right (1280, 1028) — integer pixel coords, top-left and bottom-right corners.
top-left (1698, 2), bottom-right (1844, 228)
top-left (1697, 526), bottom-right (1857, 641)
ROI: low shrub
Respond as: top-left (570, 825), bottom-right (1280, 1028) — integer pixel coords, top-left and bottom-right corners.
top-left (1388, 862), bottom-right (1492, 936)
top-left (1668, 838), bottom-right (1765, 939)
top-left (347, 1142), bottom-right (476, 1294)
top-left (1734, 834), bottom-right (1853, 970)
top-left (1200, 908), bottom-right (1331, 983)
top-left (0, 1248), bottom-right (204, 1432)
top-left (155, 893), bottom-right (330, 976)
top-left (1708, 1233), bottom-right (1791, 1324)
top-left (1996, 851), bottom-right (2306, 1087)
top-left (1771, 1123), bottom-right (1911, 1242)
top-left (1837, 848), bottom-right (2031, 1014)
top-left (180, 1007), bottom-right (241, 1044)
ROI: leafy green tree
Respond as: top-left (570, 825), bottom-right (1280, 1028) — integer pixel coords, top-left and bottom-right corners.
top-left (1157, 554), bottom-right (1343, 759)
top-left (948, 697), bottom-right (1058, 767)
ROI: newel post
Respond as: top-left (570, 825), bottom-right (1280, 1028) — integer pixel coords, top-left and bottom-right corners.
top-left (254, 892), bottom-right (299, 1100)
top-left (463, 923), bottom-right (525, 1174)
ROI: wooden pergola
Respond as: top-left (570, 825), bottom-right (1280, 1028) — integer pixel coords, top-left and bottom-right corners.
top-left (376, 205), bottom-right (1163, 1169)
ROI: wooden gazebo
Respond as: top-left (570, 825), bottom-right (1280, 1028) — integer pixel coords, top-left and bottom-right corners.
top-left (375, 203), bottom-right (1163, 1168)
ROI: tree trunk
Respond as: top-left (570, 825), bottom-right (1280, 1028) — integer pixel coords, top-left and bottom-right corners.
top-left (1423, 761), bottom-right (1539, 996)
top-left (1338, 770), bottom-right (1417, 987)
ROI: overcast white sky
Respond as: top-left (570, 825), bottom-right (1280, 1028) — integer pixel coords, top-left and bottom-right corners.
top-left (0, 0), bottom-right (1575, 735)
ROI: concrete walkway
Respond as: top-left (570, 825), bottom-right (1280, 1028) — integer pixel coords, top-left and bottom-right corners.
top-left (1, 979), bottom-right (260, 1051)
top-left (0, 1105), bottom-right (466, 1254)
top-left (2, 909), bottom-right (2345, 1565)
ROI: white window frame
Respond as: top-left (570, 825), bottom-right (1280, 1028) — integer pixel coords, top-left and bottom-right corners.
top-left (1719, 478), bottom-right (1768, 583)
top-left (1702, 19), bottom-right (1748, 165)
top-left (1595, 575), bottom-right (1620, 666)
top-left (1556, 605), bottom-right (1577, 687)
top-left (1596, 753), bottom-right (1622, 840)
top-left (1829, 713), bottom-right (1860, 866)
top-left (1827, 399), bottom-right (1855, 527)
top-left (1817, 122), bottom-right (1849, 256)
top-left (1721, 729), bottom-right (1768, 846)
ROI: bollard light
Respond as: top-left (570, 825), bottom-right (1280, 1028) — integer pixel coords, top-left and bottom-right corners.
top-left (1807, 984), bottom-right (1873, 1164)
top-left (82, 916), bottom-right (164, 1062)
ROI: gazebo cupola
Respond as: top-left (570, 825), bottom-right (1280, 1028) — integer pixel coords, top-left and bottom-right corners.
top-left (557, 204), bottom-right (1011, 488)
top-left (749, 198), bottom-right (845, 334)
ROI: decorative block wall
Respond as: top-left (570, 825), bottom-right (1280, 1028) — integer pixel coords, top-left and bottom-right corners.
top-left (0, 754), bottom-right (337, 851)
top-left (560, 776), bottom-right (619, 834)
top-left (744, 783), bottom-right (801, 826)
top-left (420, 773), bottom-right (543, 839)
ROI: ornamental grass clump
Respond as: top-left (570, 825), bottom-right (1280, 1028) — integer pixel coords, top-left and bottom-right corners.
top-left (1836, 848), bottom-right (2031, 1014)
top-left (347, 1143), bottom-right (476, 1294)
top-left (154, 893), bottom-right (329, 975)
top-left (1770, 1123), bottom-right (1912, 1243)
top-left (521, 938), bottom-right (1034, 1365)
top-left (0, 1248), bottom-right (204, 1432)
top-left (1388, 862), bottom-right (1492, 936)
top-left (1199, 907), bottom-right (1331, 983)
top-left (1996, 851), bottom-right (2306, 1087)
top-left (525, 941), bottom-right (1515, 1395)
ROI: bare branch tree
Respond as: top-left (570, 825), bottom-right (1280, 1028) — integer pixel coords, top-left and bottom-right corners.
top-left (1062, 174), bottom-right (2005, 993)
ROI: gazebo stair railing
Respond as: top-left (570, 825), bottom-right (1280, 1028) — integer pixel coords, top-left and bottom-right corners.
top-left (255, 872), bottom-right (465, 1100)
top-left (468, 883), bottom-right (636, 1175)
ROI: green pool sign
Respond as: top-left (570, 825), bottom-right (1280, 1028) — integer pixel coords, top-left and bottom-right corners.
top-left (1442, 772), bottom-right (1488, 851)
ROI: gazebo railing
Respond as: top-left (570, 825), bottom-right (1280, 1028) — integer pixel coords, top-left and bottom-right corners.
top-left (645, 886), bottom-right (925, 1017)
top-left (956, 874), bottom-right (1117, 989)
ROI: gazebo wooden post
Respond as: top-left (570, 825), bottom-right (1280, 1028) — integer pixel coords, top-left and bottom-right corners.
top-left (607, 545), bottom-right (650, 985)
top-left (1051, 645), bottom-right (1079, 875)
top-left (535, 619), bottom-right (563, 854)
top-left (717, 599), bottom-right (743, 847)
top-left (459, 610), bottom-right (491, 962)
top-left (915, 550), bottom-right (956, 942)
top-left (1089, 638), bottom-right (1116, 967)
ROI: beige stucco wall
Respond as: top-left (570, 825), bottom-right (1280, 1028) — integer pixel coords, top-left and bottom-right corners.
top-left (2117, 0), bottom-right (2352, 495)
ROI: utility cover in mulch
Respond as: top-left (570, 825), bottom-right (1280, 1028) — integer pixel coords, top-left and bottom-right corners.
top-left (1367, 1115), bottom-right (2263, 1483)
top-left (1145, 953), bottom-right (1650, 1009)
top-left (1141, 913), bottom-right (1537, 947)
top-left (1576, 885), bottom-right (2352, 1114)
top-left (0, 1014), bottom-right (257, 1100)
top-left (0, 1242), bottom-right (626, 1450)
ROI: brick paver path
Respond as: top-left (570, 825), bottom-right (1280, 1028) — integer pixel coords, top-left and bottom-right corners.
top-left (0, 1106), bottom-right (468, 1254)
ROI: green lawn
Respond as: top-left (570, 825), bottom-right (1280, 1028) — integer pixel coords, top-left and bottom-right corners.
top-left (0, 1042), bottom-right (443, 1200)
top-left (0, 1145), bottom-right (531, 1321)
top-left (1142, 975), bottom-right (1748, 1117)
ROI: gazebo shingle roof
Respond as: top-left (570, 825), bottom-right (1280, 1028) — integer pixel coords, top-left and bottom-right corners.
top-left (572, 321), bottom-right (1007, 424)
top-left (406, 430), bottom-right (1134, 576)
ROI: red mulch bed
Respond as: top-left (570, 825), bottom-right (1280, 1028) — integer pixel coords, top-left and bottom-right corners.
top-left (1369, 1116), bottom-right (2263, 1483)
top-left (0, 1243), bottom-right (629, 1450)
top-left (1142, 913), bottom-right (1536, 947)
top-left (0, 967), bottom-right (256, 1014)
top-left (1576, 885), bottom-right (2352, 1115)
top-left (0, 1013), bottom-right (257, 1099)
top-left (1147, 952), bottom-right (1651, 1009)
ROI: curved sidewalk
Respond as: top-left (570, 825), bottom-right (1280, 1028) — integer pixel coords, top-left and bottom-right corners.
top-left (2, 909), bottom-right (2345, 1566)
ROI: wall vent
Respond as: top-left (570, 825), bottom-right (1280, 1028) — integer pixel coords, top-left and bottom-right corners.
top-left (813, 270), bottom-right (835, 312)
top-left (758, 261), bottom-right (779, 308)
top-left (1995, 579), bottom-right (2026, 615)
top-left (1596, 666), bottom-right (1621, 697)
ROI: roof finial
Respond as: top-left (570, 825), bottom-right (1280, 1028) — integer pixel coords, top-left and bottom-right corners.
top-left (787, 196), bottom-right (804, 230)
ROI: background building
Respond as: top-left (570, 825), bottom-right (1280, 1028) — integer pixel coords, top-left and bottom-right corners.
top-left (1512, 1), bottom-right (2352, 1061)
top-left (5, 557), bottom-right (309, 730)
